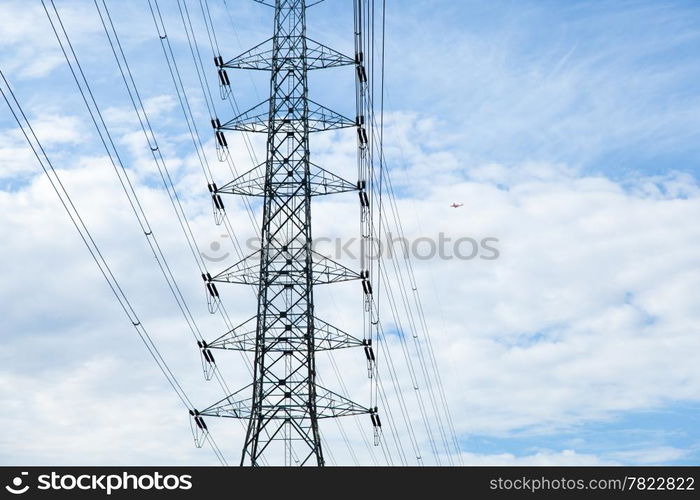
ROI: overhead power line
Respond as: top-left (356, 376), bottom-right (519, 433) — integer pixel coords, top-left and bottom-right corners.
top-left (0, 67), bottom-right (228, 466)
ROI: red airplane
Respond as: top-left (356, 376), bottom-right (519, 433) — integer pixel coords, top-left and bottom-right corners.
top-left (450, 202), bottom-right (463, 208)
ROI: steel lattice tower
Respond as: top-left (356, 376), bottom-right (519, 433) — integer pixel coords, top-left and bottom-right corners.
top-left (194, 0), bottom-right (374, 466)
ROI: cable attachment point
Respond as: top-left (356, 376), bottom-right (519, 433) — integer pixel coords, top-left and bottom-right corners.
top-left (356, 114), bottom-right (368, 148)
top-left (355, 51), bottom-right (367, 83)
top-left (202, 272), bottom-right (221, 314)
top-left (214, 55), bottom-right (231, 100)
top-left (369, 406), bottom-right (382, 446)
top-left (363, 338), bottom-right (375, 378)
top-left (197, 340), bottom-right (216, 381)
top-left (207, 183), bottom-right (225, 226)
top-left (361, 270), bottom-right (373, 295)
top-left (357, 180), bottom-right (370, 223)
top-left (189, 409), bottom-right (209, 448)
top-left (361, 269), bottom-right (373, 311)
top-left (357, 179), bottom-right (370, 209)
top-left (211, 118), bottom-right (229, 162)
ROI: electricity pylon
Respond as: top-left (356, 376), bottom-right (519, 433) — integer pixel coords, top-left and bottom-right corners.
top-left (195, 0), bottom-right (373, 466)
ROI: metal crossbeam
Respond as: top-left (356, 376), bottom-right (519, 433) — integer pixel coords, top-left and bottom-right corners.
top-left (223, 36), bottom-right (354, 71)
top-left (211, 249), bottom-right (360, 286)
top-left (201, 385), bottom-right (369, 420)
top-left (217, 161), bottom-right (357, 197)
top-left (219, 98), bottom-right (355, 133)
top-left (207, 316), bottom-right (364, 352)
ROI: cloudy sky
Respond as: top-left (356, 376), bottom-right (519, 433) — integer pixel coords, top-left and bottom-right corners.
top-left (1, 0), bottom-right (699, 466)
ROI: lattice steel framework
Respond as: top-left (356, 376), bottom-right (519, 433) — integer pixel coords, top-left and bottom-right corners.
top-left (196, 0), bottom-right (371, 466)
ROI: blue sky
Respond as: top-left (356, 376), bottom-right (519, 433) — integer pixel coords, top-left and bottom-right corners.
top-left (1, 0), bottom-right (700, 465)
top-left (381, 0), bottom-right (700, 179)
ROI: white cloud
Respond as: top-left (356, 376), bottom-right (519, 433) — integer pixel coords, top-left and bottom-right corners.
top-left (31, 114), bottom-right (86, 145)
top-left (610, 446), bottom-right (689, 465)
top-left (310, 114), bottom-right (700, 464)
top-left (3, 119), bottom-right (698, 464)
top-left (459, 449), bottom-right (605, 466)
top-left (1, 0), bottom-right (699, 466)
